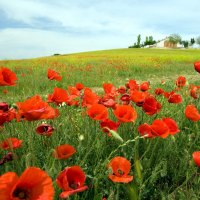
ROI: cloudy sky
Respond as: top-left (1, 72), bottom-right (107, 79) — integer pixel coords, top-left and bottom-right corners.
top-left (0, 0), bottom-right (199, 59)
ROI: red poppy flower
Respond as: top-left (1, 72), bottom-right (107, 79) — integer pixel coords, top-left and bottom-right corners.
top-left (0, 167), bottom-right (54, 200)
top-left (117, 86), bottom-right (126, 94)
top-left (142, 96), bottom-right (161, 115)
top-left (36, 124), bottom-right (54, 136)
top-left (138, 123), bottom-right (153, 138)
top-left (154, 88), bottom-right (164, 95)
top-left (194, 61), bottom-right (200, 73)
top-left (2, 89), bottom-right (8, 94)
top-left (185, 105), bottom-right (200, 122)
top-left (162, 118), bottom-right (180, 135)
top-left (0, 152), bottom-right (13, 165)
top-left (17, 95), bottom-right (59, 121)
top-left (99, 97), bottom-right (116, 109)
top-left (0, 110), bottom-right (9, 126)
top-left (56, 166), bottom-right (88, 198)
top-left (53, 144), bottom-right (76, 160)
top-left (82, 88), bottom-right (99, 107)
top-left (150, 120), bottom-right (169, 138)
top-left (163, 91), bottom-right (171, 99)
top-left (0, 67), bottom-right (17, 86)
top-left (193, 151), bottom-right (200, 167)
top-left (176, 76), bottom-right (186, 87)
top-left (0, 102), bottom-right (9, 111)
top-left (103, 83), bottom-right (117, 98)
top-left (120, 94), bottom-right (131, 105)
top-left (7, 108), bottom-right (17, 122)
top-left (168, 93), bottom-right (182, 104)
top-left (100, 119), bottom-right (120, 136)
top-left (68, 86), bottom-right (80, 96)
top-left (75, 82), bottom-right (84, 91)
top-left (47, 87), bottom-right (69, 105)
top-left (66, 95), bottom-right (79, 107)
top-left (0, 138), bottom-right (22, 150)
top-left (131, 90), bottom-right (148, 105)
top-left (126, 80), bottom-right (139, 90)
top-left (103, 83), bottom-right (116, 94)
top-left (113, 105), bottom-right (137, 123)
top-left (108, 156), bottom-right (133, 183)
top-left (47, 68), bottom-right (62, 81)
top-left (87, 104), bottom-right (108, 121)
top-left (190, 85), bottom-right (200, 99)
top-left (0, 107), bottom-right (16, 126)
top-left (140, 81), bottom-right (150, 91)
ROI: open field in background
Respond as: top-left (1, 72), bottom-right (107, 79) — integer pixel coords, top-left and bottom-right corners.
top-left (1, 48), bottom-right (200, 102)
top-left (0, 48), bottom-right (200, 200)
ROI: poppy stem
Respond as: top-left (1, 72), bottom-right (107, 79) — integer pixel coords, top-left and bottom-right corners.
top-left (126, 183), bottom-right (139, 200)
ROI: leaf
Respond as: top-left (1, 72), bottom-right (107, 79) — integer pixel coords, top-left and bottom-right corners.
top-left (109, 130), bottom-right (124, 142)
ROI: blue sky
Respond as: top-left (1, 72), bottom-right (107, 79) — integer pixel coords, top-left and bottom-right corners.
top-left (0, 0), bottom-right (199, 59)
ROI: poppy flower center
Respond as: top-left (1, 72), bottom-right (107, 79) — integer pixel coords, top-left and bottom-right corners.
top-left (117, 169), bottom-right (124, 176)
top-left (13, 188), bottom-right (30, 200)
top-left (43, 126), bottom-right (49, 132)
top-left (69, 181), bottom-right (80, 189)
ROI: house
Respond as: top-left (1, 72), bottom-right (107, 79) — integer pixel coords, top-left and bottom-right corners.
top-left (147, 37), bottom-right (184, 48)
top-left (189, 44), bottom-right (200, 49)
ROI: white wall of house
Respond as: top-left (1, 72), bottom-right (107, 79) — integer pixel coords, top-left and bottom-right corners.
top-left (155, 40), bottom-right (165, 48)
top-left (189, 44), bottom-right (200, 49)
top-left (177, 43), bottom-right (184, 48)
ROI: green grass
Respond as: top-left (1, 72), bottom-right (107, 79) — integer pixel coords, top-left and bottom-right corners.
top-left (0, 48), bottom-right (200, 200)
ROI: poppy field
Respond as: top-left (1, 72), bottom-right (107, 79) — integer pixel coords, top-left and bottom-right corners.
top-left (0, 48), bottom-right (200, 200)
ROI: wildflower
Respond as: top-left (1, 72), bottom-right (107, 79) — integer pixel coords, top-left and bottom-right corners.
top-left (0, 152), bottom-right (13, 165)
top-left (82, 88), bottom-right (99, 107)
top-left (0, 138), bottom-right (22, 150)
top-left (36, 124), bottom-right (54, 136)
top-left (140, 81), bottom-right (150, 91)
top-left (194, 61), bottom-right (200, 73)
top-left (193, 151), bottom-right (200, 167)
top-left (185, 105), bottom-right (200, 122)
top-left (0, 167), bottom-right (54, 199)
top-left (142, 96), bottom-right (161, 115)
top-left (108, 156), bottom-right (133, 183)
top-left (87, 104), bottom-right (108, 121)
top-left (189, 85), bottom-right (200, 99)
top-left (47, 87), bottom-right (68, 105)
top-left (17, 95), bottom-right (59, 121)
top-left (126, 80), bottom-right (139, 90)
top-left (0, 67), bottom-right (17, 86)
top-left (47, 68), bottom-right (62, 81)
top-left (138, 123), bottom-right (153, 138)
top-left (53, 144), bottom-right (76, 160)
top-left (114, 105), bottom-right (137, 122)
top-left (100, 119), bottom-right (120, 136)
top-left (75, 82), bottom-right (84, 91)
top-left (154, 88), bottom-right (164, 95)
top-left (56, 166), bottom-right (88, 198)
top-left (168, 93), bottom-right (182, 104)
top-left (176, 76), bottom-right (186, 87)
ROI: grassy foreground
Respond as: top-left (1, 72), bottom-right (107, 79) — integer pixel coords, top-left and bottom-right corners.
top-left (0, 48), bottom-right (200, 200)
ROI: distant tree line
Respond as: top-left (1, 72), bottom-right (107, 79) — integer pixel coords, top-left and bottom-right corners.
top-left (129, 34), bottom-right (200, 48)
top-left (129, 34), bottom-right (156, 48)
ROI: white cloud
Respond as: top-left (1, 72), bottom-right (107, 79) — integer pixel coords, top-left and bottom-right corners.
top-left (0, 0), bottom-right (199, 59)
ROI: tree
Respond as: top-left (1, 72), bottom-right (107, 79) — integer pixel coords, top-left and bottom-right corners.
top-left (196, 36), bottom-right (200, 46)
top-left (144, 36), bottom-right (156, 46)
top-left (137, 34), bottom-right (141, 47)
top-left (168, 34), bottom-right (182, 44)
top-left (149, 36), bottom-right (153, 44)
top-left (190, 38), bottom-right (195, 45)
top-left (182, 41), bottom-right (189, 48)
top-left (145, 36), bottom-right (149, 44)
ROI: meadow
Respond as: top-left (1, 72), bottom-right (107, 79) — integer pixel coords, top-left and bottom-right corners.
top-left (0, 48), bottom-right (200, 200)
